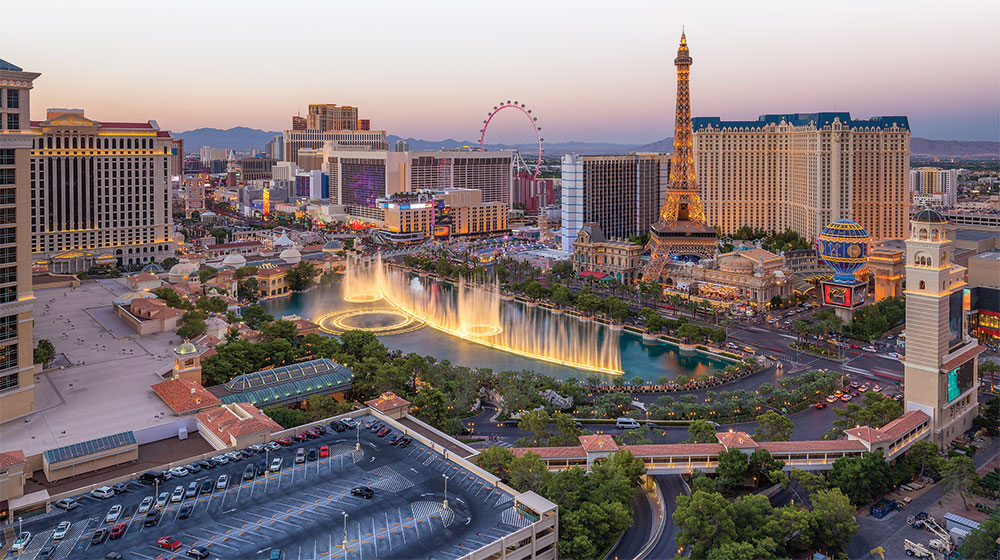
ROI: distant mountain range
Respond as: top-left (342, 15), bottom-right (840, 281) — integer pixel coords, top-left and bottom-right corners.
top-left (176, 127), bottom-right (998, 159)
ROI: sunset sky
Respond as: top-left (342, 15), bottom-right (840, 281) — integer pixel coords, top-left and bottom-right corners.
top-left (5, 0), bottom-right (998, 142)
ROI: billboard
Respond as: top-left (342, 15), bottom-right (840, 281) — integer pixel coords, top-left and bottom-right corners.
top-left (823, 281), bottom-right (867, 309)
top-left (947, 359), bottom-right (975, 402)
top-left (948, 290), bottom-right (964, 350)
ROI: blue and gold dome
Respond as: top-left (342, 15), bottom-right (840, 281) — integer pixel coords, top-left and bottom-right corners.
top-left (817, 220), bottom-right (870, 284)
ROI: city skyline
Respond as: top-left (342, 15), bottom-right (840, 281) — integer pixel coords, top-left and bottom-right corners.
top-left (4, 0), bottom-right (998, 143)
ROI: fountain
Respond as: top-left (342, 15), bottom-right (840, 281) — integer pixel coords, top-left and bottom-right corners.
top-left (374, 255), bottom-right (623, 375)
top-left (343, 254), bottom-right (382, 302)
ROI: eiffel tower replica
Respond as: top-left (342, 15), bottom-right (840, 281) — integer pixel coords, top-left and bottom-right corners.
top-left (644, 32), bottom-right (717, 283)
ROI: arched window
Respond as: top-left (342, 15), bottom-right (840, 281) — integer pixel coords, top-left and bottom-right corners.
top-left (55, 137), bottom-right (61, 149)
top-left (918, 228), bottom-right (927, 240)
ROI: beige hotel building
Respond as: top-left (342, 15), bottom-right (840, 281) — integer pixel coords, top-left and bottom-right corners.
top-left (692, 113), bottom-right (910, 241)
top-left (0, 60), bottom-right (39, 423)
top-left (29, 109), bottom-right (176, 272)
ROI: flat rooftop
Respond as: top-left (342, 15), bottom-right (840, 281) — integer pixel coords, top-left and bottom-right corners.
top-left (971, 251), bottom-right (1000, 261)
top-left (9, 413), bottom-right (537, 560)
top-left (2, 280), bottom-right (183, 458)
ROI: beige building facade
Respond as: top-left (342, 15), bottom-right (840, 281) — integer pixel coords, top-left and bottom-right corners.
top-left (0, 60), bottom-right (39, 423)
top-left (29, 109), bottom-right (176, 271)
top-left (903, 209), bottom-right (983, 447)
top-left (572, 223), bottom-right (643, 283)
top-left (693, 113), bottom-right (910, 241)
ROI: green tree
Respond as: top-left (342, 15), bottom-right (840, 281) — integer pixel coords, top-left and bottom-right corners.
top-left (153, 287), bottom-right (194, 310)
top-left (673, 490), bottom-right (737, 558)
top-left (789, 468), bottom-right (829, 495)
top-left (285, 260), bottom-right (318, 291)
top-left (196, 296), bottom-right (229, 314)
top-left (902, 440), bottom-right (943, 479)
top-left (261, 319), bottom-right (298, 342)
top-left (973, 394), bottom-right (1000, 436)
top-left (508, 452), bottom-right (550, 493)
top-left (518, 409), bottom-right (551, 447)
top-left (753, 410), bottom-right (794, 442)
top-left (957, 512), bottom-right (1000, 560)
top-left (237, 277), bottom-right (260, 302)
top-left (810, 488), bottom-right (859, 552)
top-left (197, 268), bottom-right (216, 283)
top-left (33, 339), bottom-right (56, 365)
top-left (717, 449), bottom-right (750, 488)
top-left (305, 394), bottom-right (351, 420)
top-left (768, 295), bottom-right (783, 309)
top-left (575, 289), bottom-right (604, 315)
top-left (605, 296), bottom-right (631, 322)
top-left (940, 455), bottom-right (979, 510)
top-left (550, 285), bottom-right (574, 307)
top-left (832, 392), bottom-right (903, 431)
top-left (829, 451), bottom-right (892, 506)
top-left (549, 411), bottom-right (582, 446)
top-left (411, 386), bottom-right (450, 430)
top-left (479, 446), bottom-right (515, 482)
top-left (687, 419), bottom-right (718, 443)
top-left (161, 257), bottom-right (179, 268)
top-left (263, 405), bottom-right (309, 429)
top-left (176, 315), bottom-right (207, 339)
top-left (748, 449), bottom-right (785, 486)
top-left (550, 260), bottom-right (574, 278)
top-left (240, 306), bottom-right (273, 330)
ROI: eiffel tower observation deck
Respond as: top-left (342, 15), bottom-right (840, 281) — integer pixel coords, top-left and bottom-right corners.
top-left (644, 32), bottom-right (717, 283)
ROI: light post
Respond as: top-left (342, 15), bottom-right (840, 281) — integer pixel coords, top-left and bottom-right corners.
top-left (342, 512), bottom-right (349, 550)
top-left (355, 423), bottom-right (360, 452)
top-left (442, 474), bottom-right (449, 510)
top-left (265, 447), bottom-right (270, 491)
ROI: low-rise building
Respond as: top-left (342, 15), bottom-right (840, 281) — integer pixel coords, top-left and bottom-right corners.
top-left (571, 222), bottom-right (643, 283)
top-left (113, 292), bottom-right (185, 335)
top-left (195, 403), bottom-right (282, 450)
top-left (968, 251), bottom-right (1000, 289)
top-left (256, 264), bottom-right (289, 300)
top-left (868, 240), bottom-right (905, 300)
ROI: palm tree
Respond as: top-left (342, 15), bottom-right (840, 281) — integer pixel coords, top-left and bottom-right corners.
top-left (791, 319), bottom-right (812, 343)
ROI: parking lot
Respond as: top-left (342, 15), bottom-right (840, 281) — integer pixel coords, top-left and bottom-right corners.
top-left (2, 415), bottom-right (529, 560)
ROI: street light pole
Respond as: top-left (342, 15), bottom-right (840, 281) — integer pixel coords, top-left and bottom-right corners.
top-left (342, 512), bottom-right (349, 550)
top-left (442, 474), bottom-right (449, 510)
top-left (355, 423), bottom-right (360, 452)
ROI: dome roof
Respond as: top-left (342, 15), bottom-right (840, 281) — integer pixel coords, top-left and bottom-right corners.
top-left (221, 253), bottom-right (247, 267)
top-left (913, 208), bottom-right (947, 224)
top-left (141, 262), bottom-right (165, 273)
top-left (168, 261), bottom-right (198, 276)
top-left (112, 291), bottom-right (156, 306)
top-left (176, 342), bottom-right (198, 355)
top-left (279, 248), bottom-right (302, 264)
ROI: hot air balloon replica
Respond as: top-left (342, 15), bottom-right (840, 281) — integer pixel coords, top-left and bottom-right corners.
top-left (816, 219), bottom-right (871, 321)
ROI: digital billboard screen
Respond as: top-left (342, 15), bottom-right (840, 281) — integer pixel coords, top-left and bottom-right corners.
top-left (948, 290), bottom-right (964, 350)
top-left (947, 360), bottom-right (975, 402)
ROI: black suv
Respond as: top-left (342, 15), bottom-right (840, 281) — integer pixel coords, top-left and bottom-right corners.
top-left (243, 464), bottom-right (255, 481)
top-left (143, 510), bottom-right (160, 527)
top-left (351, 486), bottom-right (375, 499)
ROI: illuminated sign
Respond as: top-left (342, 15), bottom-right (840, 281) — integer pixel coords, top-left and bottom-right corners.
top-left (262, 188), bottom-right (270, 217)
top-left (947, 360), bottom-right (975, 402)
top-left (822, 281), bottom-right (867, 309)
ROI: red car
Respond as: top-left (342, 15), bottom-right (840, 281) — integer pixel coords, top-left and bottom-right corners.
top-left (304, 428), bottom-right (319, 438)
top-left (157, 536), bottom-right (183, 551)
top-left (814, 402), bottom-right (826, 409)
top-left (319, 445), bottom-right (329, 458)
top-left (109, 522), bottom-right (127, 539)
top-left (275, 436), bottom-right (293, 446)
top-left (292, 433), bottom-right (308, 442)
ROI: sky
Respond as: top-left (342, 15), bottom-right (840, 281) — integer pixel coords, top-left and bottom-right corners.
top-left (4, 0), bottom-right (999, 143)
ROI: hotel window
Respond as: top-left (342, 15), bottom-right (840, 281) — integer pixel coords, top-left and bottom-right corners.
top-left (5, 89), bottom-right (18, 109)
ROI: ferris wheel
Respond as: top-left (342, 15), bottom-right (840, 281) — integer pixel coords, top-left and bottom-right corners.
top-left (479, 101), bottom-right (543, 179)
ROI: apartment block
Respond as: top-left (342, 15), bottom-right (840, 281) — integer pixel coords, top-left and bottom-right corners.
top-left (692, 113), bottom-right (911, 241)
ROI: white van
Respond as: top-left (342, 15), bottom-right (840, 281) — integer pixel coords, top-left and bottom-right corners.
top-left (616, 417), bottom-right (640, 429)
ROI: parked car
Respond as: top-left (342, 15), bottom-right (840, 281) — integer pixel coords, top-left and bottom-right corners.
top-left (370, 422), bottom-right (384, 433)
top-left (239, 449), bottom-right (254, 458)
top-left (319, 445), bottom-right (330, 458)
top-left (109, 521), bottom-right (126, 539)
top-left (814, 402), bottom-right (826, 409)
top-left (275, 436), bottom-right (293, 446)
top-left (249, 444), bottom-right (266, 453)
top-left (53, 498), bottom-right (79, 510)
top-left (243, 465), bottom-right (255, 481)
top-left (363, 418), bottom-right (377, 429)
top-left (616, 417), bottom-right (640, 429)
top-left (140, 471), bottom-right (167, 485)
top-left (157, 536), bottom-right (183, 551)
top-left (170, 486), bottom-right (185, 503)
top-left (185, 481), bottom-right (198, 498)
top-left (200, 479), bottom-right (214, 495)
top-left (224, 451), bottom-right (244, 462)
top-left (91, 486), bottom-right (115, 499)
top-left (270, 457), bottom-right (283, 472)
top-left (187, 546), bottom-right (211, 559)
top-left (178, 502), bottom-right (194, 519)
top-left (156, 492), bottom-right (170, 508)
top-left (313, 425), bottom-right (327, 435)
top-left (184, 463), bottom-right (202, 474)
top-left (330, 420), bottom-right (347, 432)
top-left (104, 553), bottom-right (123, 560)
top-left (265, 441), bottom-right (282, 451)
top-left (138, 496), bottom-right (154, 513)
top-left (308, 448), bottom-right (318, 461)
top-left (304, 428), bottom-right (319, 438)
top-left (38, 545), bottom-right (59, 559)
top-left (110, 482), bottom-right (129, 494)
top-left (269, 550), bottom-right (285, 560)
top-left (256, 461), bottom-right (268, 477)
top-left (11, 531), bottom-right (31, 552)
top-left (388, 434), bottom-right (401, 445)
top-left (105, 504), bottom-right (123, 523)
top-left (91, 528), bottom-right (108, 545)
top-left (295, 448), bottom-right (306, 464)
top-left (210, 455), bottom-right (229, 465)
top-left (169, 466), bottom-right (190, 477)
top-left (52, 521), bottom-right (71, 541)
top-left (341, 418), bottom-right (358, 428)
top-left (144, 510), bottom-right (161, 527)
top-left (196, 460), bottom-right (214, 470)
top-left (351, 486), bottom-right (375, 499)
top-left (292, 432), bottom-right (308, 442)
top-left (399, 437), bottom-right (412, 448)
top-left (216, 474), bottom-right (229, 490)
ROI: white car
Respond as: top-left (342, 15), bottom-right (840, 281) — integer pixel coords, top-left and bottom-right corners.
top-left (90, 486), bottom-right (115, 499)
top-left (52, 521), bottom-right (71, 541)
top-left (216, 474), bottom-right (229, 490)
top-left (11, 531), bottom-right (30, 552)
top-left (169, 466), bottom-right (189, 477)
top-left (341, 417), bottom-right (358, 428)
top-left (269, 457), bottom-right (283, 472)
top-left (156, 492), bottom-right (169, 508)
top-left (265, 441), bottom-right (281, 451)
top-left (138, 496), bottom-right (154, 513)
top-left (170, 485), bottom-right (184, 503)
top-left (105, 504), bottom-right (123, 523)
top-left (210, 455), bottom-right (229, 465)
top-left (224, 451), bottom-right (243, 461)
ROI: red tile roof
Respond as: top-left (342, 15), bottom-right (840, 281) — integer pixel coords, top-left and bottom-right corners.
top-left (156, 131), bottom-right (171, 137)
top-left (511, 447), bottom-right (586, 459)
top-left (257, 266), bottom-right (288, 278)
top-left (878, 410), bottom-right (930, 440)
top-left (940, 345), bottom-right (986, 372)
top-left (151, 378), bottom-right (221, 414)
top-left (579, 434), bottom-right (618, 452)
top-left (365, 392), bottom-right (410, 412)
top-left (717, 431), bottom-right (758, 449)
top-left (759, 440), bottom-right (867, 453)
top-left (100, 121), bottom-right (154, 129)
top-left (0, 449), bottom-right (26, 467)
top-left (196, 403), bottom-right (281, 439)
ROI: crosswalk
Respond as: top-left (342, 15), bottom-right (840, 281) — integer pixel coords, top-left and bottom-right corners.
top-left (365, 466), bottom-right (414, 493)
top-left (501, 507), bottom-right (529, 528)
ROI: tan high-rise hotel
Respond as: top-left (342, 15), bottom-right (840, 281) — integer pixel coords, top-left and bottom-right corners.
top-left (693, 113), bottom-right (910, 241)
top-left (0, 60), bottom-right (39, 422)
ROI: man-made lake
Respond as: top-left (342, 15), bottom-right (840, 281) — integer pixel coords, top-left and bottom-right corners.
top-left (260, 279), bottom-right (730, 382)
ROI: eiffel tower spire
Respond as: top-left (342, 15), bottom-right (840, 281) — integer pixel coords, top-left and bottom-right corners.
top-left (643, 31), bottom-right (717, 283)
